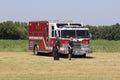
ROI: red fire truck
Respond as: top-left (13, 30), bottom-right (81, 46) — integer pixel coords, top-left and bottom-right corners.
top-left (29, 20), bottom-right (92, 57)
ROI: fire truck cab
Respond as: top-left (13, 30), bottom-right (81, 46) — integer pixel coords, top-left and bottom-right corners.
top-left (29, 20), bottom-right (92, 57)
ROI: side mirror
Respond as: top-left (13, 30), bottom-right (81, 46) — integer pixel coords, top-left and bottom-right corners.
top-left (89, 33), bottom-right (92, 38)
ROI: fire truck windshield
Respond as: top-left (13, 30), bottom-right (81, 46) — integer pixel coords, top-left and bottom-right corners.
top-left (61, 30), bottom-right (89, 38)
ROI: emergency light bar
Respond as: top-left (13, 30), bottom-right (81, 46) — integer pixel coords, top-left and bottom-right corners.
top-left (49, 20), bottom-right (74, 23)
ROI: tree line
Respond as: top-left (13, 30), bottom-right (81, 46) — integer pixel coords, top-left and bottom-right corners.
top-left (0, 21), bottom-right (120, 40)
top-left (0, 21), bottom-right (28, 39)
top-left (88, 23), bottom-right (120, 40)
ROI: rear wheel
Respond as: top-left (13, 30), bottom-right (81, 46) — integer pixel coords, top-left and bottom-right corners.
top-left (34, 46), bottom-right (38, 55)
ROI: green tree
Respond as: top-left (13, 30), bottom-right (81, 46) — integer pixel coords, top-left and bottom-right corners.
top-left (0, 21), bottom-right (28, 40)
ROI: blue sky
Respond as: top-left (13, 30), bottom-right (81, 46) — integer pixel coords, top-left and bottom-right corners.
top-left (0, 0), bottom-right (120, 25)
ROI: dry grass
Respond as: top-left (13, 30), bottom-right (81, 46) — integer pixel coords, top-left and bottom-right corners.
top-left (0, 52), bottom-right (120, 80)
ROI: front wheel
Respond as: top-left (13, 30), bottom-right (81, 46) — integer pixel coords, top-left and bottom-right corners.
top-left (34, 46), bottom-right (38, 55)
top-left (83, 54), bottom-right (86, 57)
top-left (80, 54), bottom-right (86, 58)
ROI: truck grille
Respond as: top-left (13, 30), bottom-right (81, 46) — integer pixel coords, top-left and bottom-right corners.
top-left (73, 41), bottom-right (81, 49)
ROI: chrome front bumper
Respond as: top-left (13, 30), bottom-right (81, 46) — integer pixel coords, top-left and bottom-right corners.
top-left (63, 43), bottom-right (92, 55)
top-left (73, 48), bottom-right (92, 55)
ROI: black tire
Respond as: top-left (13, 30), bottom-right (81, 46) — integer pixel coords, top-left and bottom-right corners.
top-left (34, 46), bottom-right (38, 55)
top-left (82, 54), bottom-right (86, 58)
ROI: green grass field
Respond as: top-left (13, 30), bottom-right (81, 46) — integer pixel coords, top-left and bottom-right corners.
top-left (0, 40), bottom-right (28, 52)
top-left (90, 40), bottom-right (120, 52)
top-left (0, 39), bottom-right (120, 52)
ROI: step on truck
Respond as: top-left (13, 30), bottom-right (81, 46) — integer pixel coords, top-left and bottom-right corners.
top-left (29, 20), bottom-right (92, 57)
